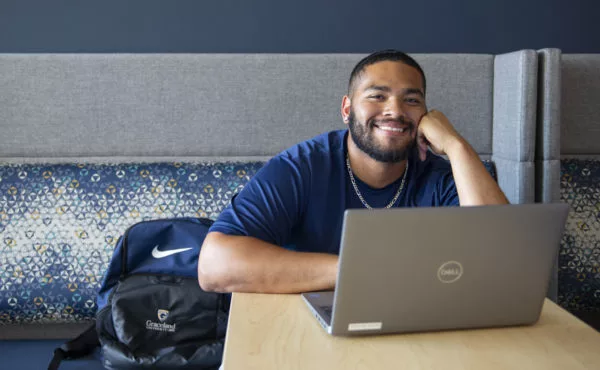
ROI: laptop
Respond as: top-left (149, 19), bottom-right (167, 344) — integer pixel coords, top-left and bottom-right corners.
top-left (302, 203), bottom-right (569, 336)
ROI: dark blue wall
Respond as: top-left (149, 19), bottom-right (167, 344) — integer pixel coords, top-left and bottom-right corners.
top-left (1, 0), bottom-right (598, 53)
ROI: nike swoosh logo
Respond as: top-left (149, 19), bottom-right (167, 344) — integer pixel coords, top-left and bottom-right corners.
top-left (151, 245), bottom-right (194, 259)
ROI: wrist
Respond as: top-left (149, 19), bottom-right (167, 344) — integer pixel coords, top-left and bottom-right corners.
top-left (445, 136), bottom-right (471, 159)
top-left (331, 255), bottom-right (339, 285)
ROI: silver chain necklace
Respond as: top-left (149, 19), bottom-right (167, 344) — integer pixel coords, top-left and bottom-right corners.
top-left (346, 153), bottom-right (409, 209)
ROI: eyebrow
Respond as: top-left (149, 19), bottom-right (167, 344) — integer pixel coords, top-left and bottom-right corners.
top-left (365, 85), bottom-right (424, 97)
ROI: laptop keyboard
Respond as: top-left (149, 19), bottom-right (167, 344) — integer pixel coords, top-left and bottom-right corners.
top-left (321, 306), bottom-right (333, 322)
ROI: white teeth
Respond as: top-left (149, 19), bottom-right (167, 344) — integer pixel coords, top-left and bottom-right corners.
top-left (378, 126), bottom-right (406, 132)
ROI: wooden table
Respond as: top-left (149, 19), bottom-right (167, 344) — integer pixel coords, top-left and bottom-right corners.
top-left (222, 293), bottom-right (600, 369)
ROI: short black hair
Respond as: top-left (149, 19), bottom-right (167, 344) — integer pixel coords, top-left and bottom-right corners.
top-left (348, 49), bottom-right (426, 97)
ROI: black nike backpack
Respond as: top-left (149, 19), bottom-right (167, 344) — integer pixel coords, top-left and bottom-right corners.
top-left (49, 217), bottom-right (229, 370)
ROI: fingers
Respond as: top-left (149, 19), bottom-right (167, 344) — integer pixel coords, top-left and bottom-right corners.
top-left (417, 129), bottom-right (429, 162)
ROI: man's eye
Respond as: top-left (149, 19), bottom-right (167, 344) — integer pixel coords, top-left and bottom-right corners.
top-left (368, 95), bottom-right (384, 100)
top-left (406, 98), bottom-right (421, 105)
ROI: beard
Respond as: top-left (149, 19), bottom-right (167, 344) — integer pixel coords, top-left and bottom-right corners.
top-left (347, 111), bottom-right (416, 163)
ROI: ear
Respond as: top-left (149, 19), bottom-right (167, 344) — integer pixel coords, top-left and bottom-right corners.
top-left (341, 95), bottom-right (351, 125)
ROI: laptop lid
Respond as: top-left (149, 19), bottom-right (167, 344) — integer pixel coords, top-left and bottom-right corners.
top-left (327, 203), bottom-right (569, 336)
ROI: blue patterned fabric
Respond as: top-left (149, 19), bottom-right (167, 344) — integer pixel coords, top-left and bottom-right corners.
top-left (483, 161), bottom-right (496, 182)
top-left (0, 162), bottom-right (265, 324)
top-left (559, 159), bottom-right (600, 312)
top-left (0, 159), bottom-right (496, 325)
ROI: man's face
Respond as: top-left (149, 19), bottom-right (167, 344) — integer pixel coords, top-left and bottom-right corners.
top-left (344, 61), bottom-right (426, 163)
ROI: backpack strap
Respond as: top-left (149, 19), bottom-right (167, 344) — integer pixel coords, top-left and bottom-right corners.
top-left (48, 322), bottom-right (100, 370)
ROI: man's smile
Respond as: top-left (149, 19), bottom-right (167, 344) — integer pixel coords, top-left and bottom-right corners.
top-left (372, 120), bottom-right (413, 136)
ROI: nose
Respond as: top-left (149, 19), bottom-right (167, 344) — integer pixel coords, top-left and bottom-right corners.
top-left (383, 97), bottom-right (403, 118)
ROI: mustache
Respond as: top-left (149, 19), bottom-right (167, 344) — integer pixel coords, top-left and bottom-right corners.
top-left (369, 116), bottom-right (416, 128)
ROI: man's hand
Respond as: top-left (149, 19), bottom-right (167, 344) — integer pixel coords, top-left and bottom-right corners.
top-left (417, 110), bottom-right (464, 161)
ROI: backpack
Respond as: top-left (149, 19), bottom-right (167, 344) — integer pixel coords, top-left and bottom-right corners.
top-left (49, 217), bottom-right (229, 370)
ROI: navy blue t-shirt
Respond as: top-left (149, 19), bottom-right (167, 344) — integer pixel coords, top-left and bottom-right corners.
top-left (210, 129), bottom-right (459, 254)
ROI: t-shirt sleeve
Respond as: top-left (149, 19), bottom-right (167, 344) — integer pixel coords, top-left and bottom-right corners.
top-left (437, 170), bottom-right (460, 206)
top-left (209, 154), bottom-right (306, 246)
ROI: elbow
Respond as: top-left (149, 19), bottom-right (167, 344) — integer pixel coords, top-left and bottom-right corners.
top-left (198, 233), bottom-right (235, 293)
top-left (197, 267), bottom-right (224, 293)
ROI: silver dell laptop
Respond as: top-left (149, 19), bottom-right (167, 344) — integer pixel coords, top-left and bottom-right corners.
top-left (302, 203), bottom-right (569, 336)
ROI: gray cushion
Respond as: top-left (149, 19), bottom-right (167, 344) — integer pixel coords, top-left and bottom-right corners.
top-left (417, 54), bottom-right (493, 154)
top-left (490, 157), bottom-right (535, 204)
top-left (535, 159), bottom-right (561, 203)
top-left (0, 54), bottom-right (496, 158)
top-left (561, 54), bottom-right (600, 155)
top-left (536, 49), bottom-right (562, 161)
top-left (492, 50), bottom-right (538, 163)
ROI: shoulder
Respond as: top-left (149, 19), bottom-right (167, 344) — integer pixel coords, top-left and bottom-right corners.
top-left (249, 130), bottom-right (346, 185)
top-left (281, 130), bottom-right (346, 159)
top-left (274, 129), bottom-right (346, 169)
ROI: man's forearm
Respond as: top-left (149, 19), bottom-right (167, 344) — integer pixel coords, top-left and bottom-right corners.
top-left (198, 232), bottom-right (338, 294)
top-left (446, 138), bottom-right (509, 206)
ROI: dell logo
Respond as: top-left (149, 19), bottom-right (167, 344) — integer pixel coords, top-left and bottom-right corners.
top-left (440, 268), bottom-right (460, 276)
top-left (437, 261), bottom-right (463, 283)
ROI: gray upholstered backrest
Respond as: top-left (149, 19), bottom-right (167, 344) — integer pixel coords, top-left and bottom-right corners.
top-left (492, 51), bottom-right (538, 204)
top-left (0, 52), bottom-right (536, 202)
top-left (1, 54), bottom-right (495, 157)
top-left (537, 51), bottom-right (600, 186)
top-left (561, 55), bottom-right (600, 155)
top-left (535, 49), bottom-right (562, 204)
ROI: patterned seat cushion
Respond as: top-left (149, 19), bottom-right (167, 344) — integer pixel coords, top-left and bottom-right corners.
top-left (0, 159), bottom-right (497, 325)
top-left (0, 162), bottom-right (265, 324)
top-left (559, 159), bottom-right (600, 312)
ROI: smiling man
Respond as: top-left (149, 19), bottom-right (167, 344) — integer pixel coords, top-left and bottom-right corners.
top-left (198, 50), bottom-right (508, 294)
